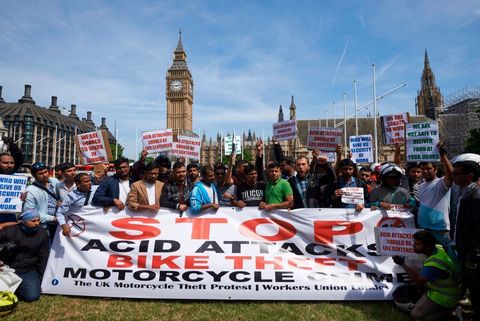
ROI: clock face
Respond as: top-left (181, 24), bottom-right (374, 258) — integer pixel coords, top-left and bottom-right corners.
top-left (170, 80), bottom-right (182, 92)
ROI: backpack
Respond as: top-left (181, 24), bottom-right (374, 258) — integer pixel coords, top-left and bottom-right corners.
top-left (0, 291), bottom-right (18, 316)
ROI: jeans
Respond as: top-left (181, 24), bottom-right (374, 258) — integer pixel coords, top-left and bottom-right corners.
top-left (15, 270), bottom-right (41, 302)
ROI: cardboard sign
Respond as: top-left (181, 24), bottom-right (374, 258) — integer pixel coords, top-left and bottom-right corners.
top-left (341, 187), bottom-right (364, 205)
top-left (42, 207), bottom-right (415, 300)
top-left (381, 113), bottom-right (409, 145)
top-left (349, 135), bottom-right (373, 164)
top-left (0, 174), bottom-right (28, 212)
top-left (224, 136), bottom-right (241, 155)
top-left (170, 135), bottom-right (201, 161)
top-left (374, 227), bottom-right (423, 257)
top-left (272, 120), bottom-right (296, 141)
top-left (405, 122), bottom-right (440, 162)
top-left (75, 130), bottom-right (113, 164)
top-left (306, 127), bottom-right (342, 151)
top-left (141, 129), bottom-right (173, 153)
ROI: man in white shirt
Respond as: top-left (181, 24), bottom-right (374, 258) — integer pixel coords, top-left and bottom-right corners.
top-left (417, 143), bottom-right (453, 247)
top-left (127, 163), bottom-right (164, 211)
top-left (92, 157), bottom-right (132, 210)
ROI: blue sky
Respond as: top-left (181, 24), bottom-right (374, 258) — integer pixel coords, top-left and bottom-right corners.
top-left (1, 0), bottom-right (479, 158)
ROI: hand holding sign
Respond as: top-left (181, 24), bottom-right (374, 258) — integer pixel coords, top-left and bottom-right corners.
top-left (341, 187), bottom-right (364, 205)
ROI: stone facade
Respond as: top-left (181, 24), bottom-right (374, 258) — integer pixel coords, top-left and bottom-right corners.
top-left (415, 50), bottom-right (444, 120)
top-left (0, 84), bottom-right (114, 166)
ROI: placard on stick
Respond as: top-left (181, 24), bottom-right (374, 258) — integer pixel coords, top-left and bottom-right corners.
top-left (141, 129), bottom-right (173, 154)
top-left (170, 135), bottom-right (201, 161)
top-left (0, 174), bottom-right (28, 213)
top-left (381, 113), bottom-right (409, 145)
top-left (306, 126), bottom-right (342, 151)
top-left (374, 227), bottom-right (423, 258)
top-left (272, 120), bottom-right (296, 142)
top-left (405, 122), bottom-right (440, 162)
top-left (75, 130), bottom-right (113, 165)
top-left (349, 135), bottom-right (373, 163)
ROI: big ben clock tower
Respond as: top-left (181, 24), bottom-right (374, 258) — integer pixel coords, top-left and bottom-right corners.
top-left (166, 31), bottom-right (193, 136)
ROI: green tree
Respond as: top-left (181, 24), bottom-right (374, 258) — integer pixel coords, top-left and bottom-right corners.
top-left (464, 128), bottom-right (480, 154)
top-left (110, 143), bottom-right (125, 159)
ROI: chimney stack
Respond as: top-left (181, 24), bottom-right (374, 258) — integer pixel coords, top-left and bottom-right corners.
top-left (69, 104), bottom-right (79, 119)
top-left (18, 84), bottom-right (35, 104)
top-left (0, 86), bottom-right (5, 103)
top-left (49, 96), bottom-right (60, 113)
top-left (99, 117), bottom-right (108, 130)
top-left (86, 111), bottom-right (92, 122)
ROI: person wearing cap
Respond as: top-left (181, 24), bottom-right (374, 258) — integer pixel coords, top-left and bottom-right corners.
top-left (92, 157), bottom-right (132, 210)
top-left (417, 143), bottom-right (453, 248)
top-left (0, 209), bottom-right (49, 302)
top-left (451, 153), bottom-right (480, 319)
top-left (56, 173), bottom-right (92, 236)
top-left (23, 162), bottom-right (59, 242)
top-left (187, 162), bottom-right (201, 186)
top-left (323, 158), bottom-right (368, 211)
top-left (369, 164), bottom-right (416, 211)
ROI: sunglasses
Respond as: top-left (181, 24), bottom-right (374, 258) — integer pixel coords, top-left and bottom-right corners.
top-left (32, 162), bottom-right (48, 170)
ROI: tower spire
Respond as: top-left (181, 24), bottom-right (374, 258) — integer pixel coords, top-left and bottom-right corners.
top-left (424, 49), bottom-right (430, 68)
top-left (289, 95), bottom-right (296, 120)
top-left (278, 104), bottom-right (284, 122)
top-left (175, 29), bottom-right (184, 53)
top-left (416, 49), bottom-right (443, 119)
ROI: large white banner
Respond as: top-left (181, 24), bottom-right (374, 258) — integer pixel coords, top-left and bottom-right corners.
top-left (141, 129), bottom-right (173, 153)
top-left (272, 120), bottom-right (297, 142)
top-left (42, 207), bottom-right (415, 300)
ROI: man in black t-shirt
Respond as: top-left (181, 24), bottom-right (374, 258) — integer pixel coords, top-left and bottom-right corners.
top-left (233, 164), bottom-right (266, 208)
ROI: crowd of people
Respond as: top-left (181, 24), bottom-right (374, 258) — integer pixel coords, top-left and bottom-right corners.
top-left (0, 137), bottom-right (479, 321)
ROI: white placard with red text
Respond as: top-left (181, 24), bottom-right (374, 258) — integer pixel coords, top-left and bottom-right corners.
top-left (341, 187), bottom-right (365, 205)
top-left (381, 113), bottom-right (409, 145)
top-left (374, 227), bottom-right (423, 258)
top-left (306, 127), bottom-right (342, 151)
top-left (42, 207), bottom-right (415, 300)
top-left (170, 135), bottom-right (201, 161)
top-left (273, 120), bottom-right (297, 141)
top-left (141, 129), bottom-right (173, 153)
top-left (76, 130), bottom-right (112, 164)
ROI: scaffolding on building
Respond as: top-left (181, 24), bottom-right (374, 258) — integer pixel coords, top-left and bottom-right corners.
top-left (445, 86), bottom-right (480, 107)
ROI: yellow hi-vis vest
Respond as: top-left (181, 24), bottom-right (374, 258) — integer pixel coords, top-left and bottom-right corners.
top-left (424, 245), bottom-right (460, 308)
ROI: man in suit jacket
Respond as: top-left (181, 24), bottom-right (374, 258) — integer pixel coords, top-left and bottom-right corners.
top-left (127, 163), bottom-right (164, 211)
top-left (92, 157), bottom-right (132, 210)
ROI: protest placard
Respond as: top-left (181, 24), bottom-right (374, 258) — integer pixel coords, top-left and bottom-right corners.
top-left (381, 113), bottom-right (409, 145)
top-left (405, 122), bottom-right (440, 162)
top-left (306, 126), bottom-right (342, 151)
top-left (75, 130), bottom-right (112, 164)
top-left (349, 135), bottom-right (373, 163)
top-left (141, 129), bottom-right (173, 153)
top-left (374, 227), bottom-right (423, 257)
top-left (224, 136), bottom-right (241, 155)
top-left (272, 120), bottom-right (296, 141)
top-left (341, 187), bottom-right (364, 205)
top-left (170, 135), bottom-right (201, 160)
top-left (0, 174), bottom-right (28, 212)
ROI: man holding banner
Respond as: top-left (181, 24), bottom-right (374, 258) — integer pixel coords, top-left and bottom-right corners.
top-left (190, 165), bottom-right (219, 214)
top-left (92, 157), bottom-right (132, 210)
top-left (127, 163), bottom-right (164, 212)
top-left (259, 162), bottom-right (293, 211)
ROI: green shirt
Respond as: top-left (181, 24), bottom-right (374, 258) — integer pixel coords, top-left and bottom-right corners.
top-left (265, 178), bottom-right (293, 205)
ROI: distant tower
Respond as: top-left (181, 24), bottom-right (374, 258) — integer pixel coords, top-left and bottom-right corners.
top-left (278, 105), bottom-right (284, 122)
top-left (416, 50), bottom-right (444, 120)
top-left (289, 95), bottom-right (296, 120)
top-left (166, 30), bottom-right (194, 136)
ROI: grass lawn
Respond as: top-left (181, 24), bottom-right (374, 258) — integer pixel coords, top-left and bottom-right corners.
top-left (5, 295), bottom-right (411, 321)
